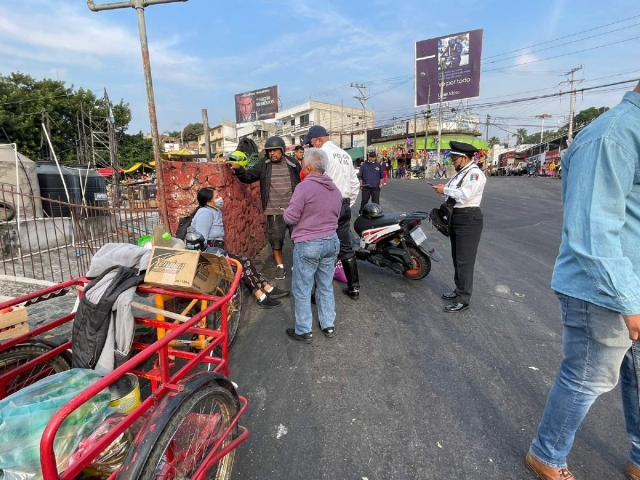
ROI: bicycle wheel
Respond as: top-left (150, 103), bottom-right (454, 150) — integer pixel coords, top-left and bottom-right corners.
top-left (128, 383), bottom-right (238, 480)
top-left (0, 343), bottom-right (71, 398)
top-left (207, 278), bottom-right (243, 351)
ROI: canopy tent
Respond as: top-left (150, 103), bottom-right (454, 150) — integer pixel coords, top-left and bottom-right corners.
top-left (97, 166), bottom-right (124, 178)
top-left (160, 148), bottom-right (193, 160)
top-left (122, 162), bottom-right (154, 174)
top-left (345, 146), bottom-right (364, 160)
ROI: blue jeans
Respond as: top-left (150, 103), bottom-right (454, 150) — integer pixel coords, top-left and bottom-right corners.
top-left (292, 234), bottom-right (340, 335)
top-left (530, 293), bottom-right (639, 468)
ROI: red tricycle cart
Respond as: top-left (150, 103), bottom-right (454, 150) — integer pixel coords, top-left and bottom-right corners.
top-left (0, 258), bottom-right (248, 480)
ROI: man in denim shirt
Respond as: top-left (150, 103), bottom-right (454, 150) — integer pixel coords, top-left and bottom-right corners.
top-left (526, 82), bottom-right (640, 480)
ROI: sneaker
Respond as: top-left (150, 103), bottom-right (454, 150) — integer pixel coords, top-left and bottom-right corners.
top-left (268, 287), bottom-right (290, 299)
top-left (275, 265), bottom-right (285, 280)
top-left (286, 328), bottom-right (312, 344)
top-left (257, 296), bottom-right (281, 309)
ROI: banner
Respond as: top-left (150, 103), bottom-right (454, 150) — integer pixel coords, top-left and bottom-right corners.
top-left (234, 85), bottom-right (279, 124)
top-left (415, 29), bottom-right (483, 106)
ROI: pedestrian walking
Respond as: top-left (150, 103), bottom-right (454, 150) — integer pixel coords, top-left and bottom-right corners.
top-left (434, 162), bottom-right (443, 179)
top-left (381, 158), bottom-right (389, 185)
top-left (283, 148), bottom-right (342, 344)
top-left (228, 136), bottom-right (301, 280)
top-left (303, 125), bottom-right (361, 300)
top-left (358, 151), bottom-right (384, 214)
top-left (526, 82), bottom-right (640, 480)
top-left (430, 141), bottom-right (486, 313)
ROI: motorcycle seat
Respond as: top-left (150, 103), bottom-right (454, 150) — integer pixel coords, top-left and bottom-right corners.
top-left (354, 212), bottom-right (409, 235)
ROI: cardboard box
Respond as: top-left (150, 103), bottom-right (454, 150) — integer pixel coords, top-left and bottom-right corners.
top-left (144, 246), bottom-right (234, 294)
top-left (0, 305), bottom-right (29, 341)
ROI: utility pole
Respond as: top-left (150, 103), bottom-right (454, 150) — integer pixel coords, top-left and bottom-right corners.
top-left (414, 112), bottom-right (417, 154)
top-left (436, 60), bottom-right (446, 162)
top-left (351, 83), bottom-right (369, 156)
top-left (535, 114), bottom-right (552, 143)
top-left (87, 0), bottom-right (188, 230)
top-left (485, 114), bottom-right (490, 143)
top-left (563, 65), bottom-right (583, 141)
top-left (202, 109), bottom-right (211, 162)
top-left (424, 85), bottom-right (431, 158)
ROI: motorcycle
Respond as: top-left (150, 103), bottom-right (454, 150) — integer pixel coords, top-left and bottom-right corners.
top-left (353, 210), bottom-right (443, 280)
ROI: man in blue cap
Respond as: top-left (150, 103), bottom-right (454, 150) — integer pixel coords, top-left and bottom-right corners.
top-left (303, 125), bottom-right (361, 300)
top-left (430, 140), bottom-right (485, 313)
top-left (358, 150), bottom-right (384, 214)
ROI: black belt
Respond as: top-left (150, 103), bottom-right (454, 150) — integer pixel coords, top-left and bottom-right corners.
top-left (453, 207), bottom-right (480, 214)
top-left (207, 239), bottom-right (225, 248)
top-left (342, 198), bottom-right (351, 205)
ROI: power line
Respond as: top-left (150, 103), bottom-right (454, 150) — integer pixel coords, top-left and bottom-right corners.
top-left (0, 93), bottom-right (69, 107)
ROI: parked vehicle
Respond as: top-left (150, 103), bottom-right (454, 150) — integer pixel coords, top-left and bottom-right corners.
top-left (510, 162), bottom-right (528, 176)
top-left (353, 204), bottom-right (442, 280)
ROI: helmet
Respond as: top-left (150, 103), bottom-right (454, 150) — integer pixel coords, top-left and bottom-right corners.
top-left (362, 203), bottom-right (383, 219)
top-left (228, 150), bottom-right (248, 167)
top-left (264, 136), bottom-right (286, 153)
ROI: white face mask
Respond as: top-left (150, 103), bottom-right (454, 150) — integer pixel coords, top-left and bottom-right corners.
top-left (214, 197), bottom-right (224, 209)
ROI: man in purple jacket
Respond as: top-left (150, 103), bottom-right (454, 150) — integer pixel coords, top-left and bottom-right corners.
top-left (283, 148), bottom-right (342, 343)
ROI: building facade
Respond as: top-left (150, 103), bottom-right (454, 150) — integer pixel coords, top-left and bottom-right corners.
top-left (236, 121), bottom-right (280, 151)
top-left (198, 120), bottom-right (238, 156)
top-left (275, 101), bottom-right (374, 149)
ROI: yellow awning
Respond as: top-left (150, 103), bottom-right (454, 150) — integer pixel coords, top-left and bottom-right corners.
top-left (160, 148), bottom-right (193, 160)
top-left (123, 162), bottom-right (154, 173)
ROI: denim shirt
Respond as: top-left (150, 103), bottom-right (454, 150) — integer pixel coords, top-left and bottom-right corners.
top-left (551, 90), bottom-right (640, 315)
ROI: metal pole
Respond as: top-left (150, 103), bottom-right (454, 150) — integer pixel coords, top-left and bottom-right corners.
top-left (535, 114), bottom-right (552, 143)
top-left (436, 63), bottom-right (445, 162)
top-left (87, 0), bottom-right (187, 229)
top-left (202, 109), bottom-right (212, 162)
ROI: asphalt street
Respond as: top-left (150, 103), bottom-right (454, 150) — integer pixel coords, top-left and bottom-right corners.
top-left (229, 175), bottom-right (630, 480)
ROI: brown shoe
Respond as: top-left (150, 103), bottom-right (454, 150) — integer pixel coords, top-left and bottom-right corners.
top-left (628, 462), bottom-right (640, 480)
top-left (525, 452), bottom-right (575, 480)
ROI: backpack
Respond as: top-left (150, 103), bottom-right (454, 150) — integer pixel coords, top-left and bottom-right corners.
top-left (429, 166), bottom-right (476, 237)
top-left (175, 215), bottom-right (193, 240)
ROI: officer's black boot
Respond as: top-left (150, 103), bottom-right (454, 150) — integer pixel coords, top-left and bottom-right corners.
top-left (341, 256), bottom-right (360, 300)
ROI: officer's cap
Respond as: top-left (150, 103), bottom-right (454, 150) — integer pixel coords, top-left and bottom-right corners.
top-left (449, 141), bottom-right (478, 158)
top-left (303, 125), bottom-right (329, 145)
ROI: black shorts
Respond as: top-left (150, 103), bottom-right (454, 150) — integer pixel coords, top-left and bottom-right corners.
top-left (266, 215), bottom-right (289, 250)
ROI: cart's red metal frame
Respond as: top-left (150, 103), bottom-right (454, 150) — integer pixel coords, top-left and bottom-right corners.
top-left (0, 260), bottom-right (248, 480)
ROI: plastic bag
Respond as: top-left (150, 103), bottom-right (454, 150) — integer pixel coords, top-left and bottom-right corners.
top-left (333, 260), bottom-right (347, 283)
top-left (66, 413), bottom-right (134, 479)
top-left (0, 369), bottom-right (111, 480)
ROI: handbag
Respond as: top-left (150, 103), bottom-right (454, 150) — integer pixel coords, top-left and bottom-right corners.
top-left (175, 215), bottom-right (193, 240)
top-left (429, 166), bottom-right (475, 237)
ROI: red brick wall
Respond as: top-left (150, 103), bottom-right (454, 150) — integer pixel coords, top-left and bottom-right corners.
top-left (161, 161), bottom-right (266, 258)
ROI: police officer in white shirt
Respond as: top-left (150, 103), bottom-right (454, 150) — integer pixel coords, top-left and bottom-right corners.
top-left (303, 125), bottom-right (361, 300)
top-left (430, 141), bottom-right (486, 313)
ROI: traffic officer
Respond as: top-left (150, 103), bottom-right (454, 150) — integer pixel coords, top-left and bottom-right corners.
top-left (430, 141), bottom-right (486, 313)
top-left (303, 125), bottom-right (361, 300)
top-left (357, 151), bottom-right (384, 214)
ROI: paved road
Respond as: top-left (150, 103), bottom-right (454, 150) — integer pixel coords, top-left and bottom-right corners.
top-left (229, 176), bottom-right (629, 480)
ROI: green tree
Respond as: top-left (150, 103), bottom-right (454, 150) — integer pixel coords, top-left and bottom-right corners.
top-left (514, 128), bottom-right (528, 145)
top-left (182, 122), bottom-right (203, 142)
top-left (488, 136), bottom-right (500, 146)
top-left (118, 131), bottom-right (154, 169)
top-left (0, 73), bottom-right (132, 163)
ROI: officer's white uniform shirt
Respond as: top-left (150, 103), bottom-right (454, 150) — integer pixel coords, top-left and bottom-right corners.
top-left (321, 140), bottom-right (360, 207)
top-left (443, 161), bottom-right (486, 208)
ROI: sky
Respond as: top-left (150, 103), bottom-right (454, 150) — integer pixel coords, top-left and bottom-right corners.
top-left (1, 0), bottom-right (638, 144)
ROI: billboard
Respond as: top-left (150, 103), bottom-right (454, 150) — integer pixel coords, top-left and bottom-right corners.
top-left (234, 86), bottom-right (279, 124)
top-left (415, 29), bottom-right (483, 106)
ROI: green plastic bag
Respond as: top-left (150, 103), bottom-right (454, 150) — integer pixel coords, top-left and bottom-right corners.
top-left (0, 369), bottom-right (111, 480)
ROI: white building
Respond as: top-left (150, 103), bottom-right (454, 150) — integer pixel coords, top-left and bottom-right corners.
top-left (275, 101), bottom-right (374, 149)
top-left (236, 121), bottom-right (280, 151)
top-left (198, 120), bottom-right (238, 156)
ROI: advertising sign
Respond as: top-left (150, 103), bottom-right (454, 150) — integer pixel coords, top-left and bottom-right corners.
top-left (234, 85), bottom-right (279, 124)
top-left (381, 121), bottom-right (407, 137)
top-left (415, 29), bottom-right (483, 106)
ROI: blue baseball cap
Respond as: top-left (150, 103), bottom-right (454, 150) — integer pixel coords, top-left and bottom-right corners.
top-left (303, 125), bottom-right (328, 145)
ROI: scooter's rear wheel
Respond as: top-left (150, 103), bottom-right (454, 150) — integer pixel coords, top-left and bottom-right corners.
top-left (403, 246), bottom-right (431, 280)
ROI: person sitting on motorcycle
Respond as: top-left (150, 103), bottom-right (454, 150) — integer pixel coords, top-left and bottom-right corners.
top-left (192, 187), bottom-right (289, 309)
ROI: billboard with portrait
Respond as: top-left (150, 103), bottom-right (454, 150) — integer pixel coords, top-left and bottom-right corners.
top-left (234, 85), bottom-right (279, 124)
top-left (415, 29), bottom-right (483, 106)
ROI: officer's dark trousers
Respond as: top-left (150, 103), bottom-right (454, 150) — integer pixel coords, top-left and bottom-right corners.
top-left (450, 207), bottom-right (483, 304)
top-left (359, 187), bottom-right (380, 214)
top-left (337, 199), bottom-right (355, 260)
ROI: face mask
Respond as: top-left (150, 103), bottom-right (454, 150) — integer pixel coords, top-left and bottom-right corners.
top-left (300, 167), bottom-right (308, 181)
top-left (214, 197), bottom-right (224, 209)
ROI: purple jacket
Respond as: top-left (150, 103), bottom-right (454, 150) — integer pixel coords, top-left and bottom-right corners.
top-left (283, 173), bottom-right (342, 243)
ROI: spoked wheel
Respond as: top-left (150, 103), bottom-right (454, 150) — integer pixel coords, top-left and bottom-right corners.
top-left (207, 278), bottom-right (243, 354)
top-left (0, 343), bottom-right (71, 398)
top-left (403, 246), bottom-right (431, 280)
top-left (119, 376), bottom-right (239, 480)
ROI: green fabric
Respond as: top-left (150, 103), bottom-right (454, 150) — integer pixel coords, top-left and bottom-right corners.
top-left (346, 146), bottom-right (364, 160)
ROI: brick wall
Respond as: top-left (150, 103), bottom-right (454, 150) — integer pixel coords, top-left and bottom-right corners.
top-left (161, 161), bottom-right (266, 258)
